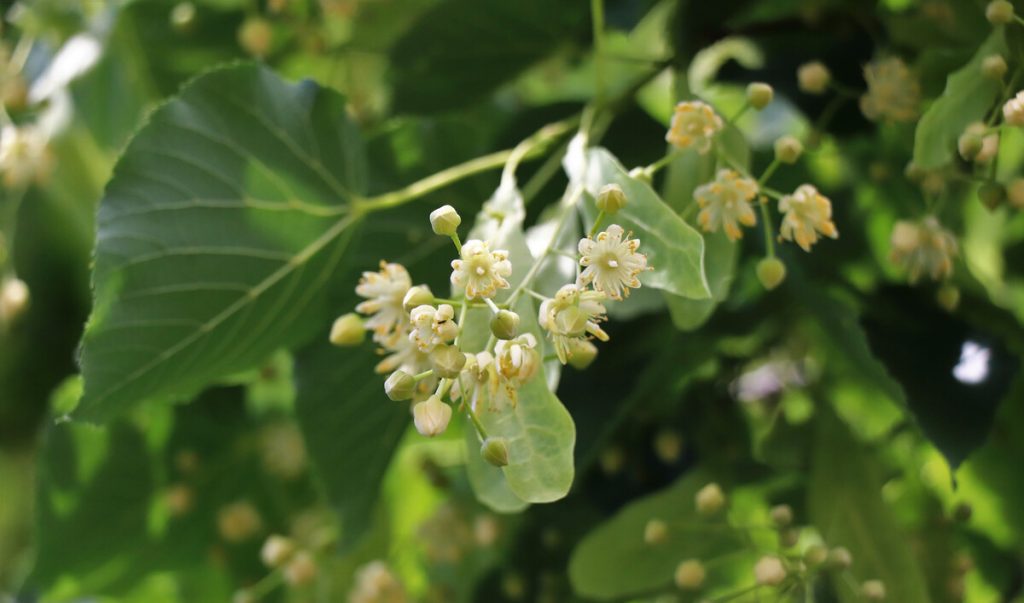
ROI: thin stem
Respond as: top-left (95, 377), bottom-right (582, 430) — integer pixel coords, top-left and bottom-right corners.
top-left (413, 370), bottom-right (434, 382)
top-left (1, 187), bottom-right (26, 275)
top-left (246, 569), bottom-right (284, 601)
top-left (483, 297), bottom-right (501, 315)
top-left (522, 139), bottom-right (570, 206)
top-left (506, 186), bottom-right (584, 308)
top-left (645, 149), bottom-right (681, 176)
top-left (591, 0), bottom-right (607, 104)
top-left (450, 232), bottom-right (462, 254)
top-left (758, 158), bottom-right (781, 188)
top-left (588, 209), bottom-right (606, 238)
top-left (465, 403), bottom-right (489, 440)
top-left (759, 197), bottom-right (777, 258)
top-left (523, 288), bottom-right (548, 302)
top-left (1015, 14), bottom-right (1024, 27)
top-left (728, 102), bottom-right (751, 123)
top-left (709, 584), bottom-right (764, 603)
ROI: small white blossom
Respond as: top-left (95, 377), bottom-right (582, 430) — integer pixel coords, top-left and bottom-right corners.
top-left (408, 303), bottom-right (457, 353)
top-left (666, 101), bottom-right (723, 154)
top-left (494, 333), bottom-right (540, 404)
top-left (355, 261), bottom-right (411, 347)
top-left (860, 57), bottom-right (920, 123)
top-left (450, 351), bottom-right (499, 410)
top-left (0, 125), bottom-right (51, 188)
top-left (694, 169), bottom-right (759, 242)
top-left (539, 284), bottom-right (609, 364)
top-left (778, 184), bottom-right (838, 251)
top-left (450, 239), bottom-right (512, 300)
top-left (578, 224), bottom-right (649, 300)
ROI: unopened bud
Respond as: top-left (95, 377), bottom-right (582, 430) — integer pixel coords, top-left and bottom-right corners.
top-left (429, 204), bottom-right (461, 236)
top-left (937, 285), bottom-right (960, 312)
top-left (1, 277), bottom-right (29, 322)
top-left (430, 345), bottom-right (466, 378)
top-left (1007, 177), bottom-right (1024, 208)
top-left (237, 16), bottom-right (273, 58)
top-left (828, 546), bottom-right (853, 570)
top-left (596, 183), bottom-right (628, 214)
top-left (628, 167), bottom-right (652, 184)
top-left (861, 580), bottom-right (887, 601)
top-left (756, 257), bottom-right (787, 290)
top-left (754, 555), bottom-right (787, 586)
top-left (599, 446), bottom-right (624, 475)
top-left (987, 0), bottom-right (1015, 25)
top-left (747, 82), bottom-right (774, 109)
top-left (402, 285), bottom-right (434, 312)
top-left (490, 309), bottom-right (520, 340)
top-left (217, 501), bottom-right (263, 543)
top-left (413, 396), bottom-right (452, 437)
top-left (695, 482), bottom-right (726, 516)
top-left (329, 313), bottom-right (365, 346)
top-left (384, 370), bottom-right (416, 401)
top-left (674, 559), bottom-right (706, 590)
top-left (804, 544), bottom-right (828, 567)
top-left (261, 535), bottom-right (295, 568)
top-left (165, 484), bottom-right (193, 516)
top-left (566, 338), bottom-right (599, 369)
top-left (644, 518), bottom-right (669, 545)
top-left (481, 437), bottom-right (510, 467)
top-left (770, 504), bottom-right (794, 527)
top-left (284, 551), bottom-right (317, 586)
top-left (653, 430), bottom-right (683, 464)
top-left (978, 181), bottom-right (1006, 210)
top-left (474, 515), bottom-right (500, 546)
top-left (982, 54), bottom-right (1008, 80)
top-left (798, 61), bottom-right (831, 94)
top-left (170, 2), bottom-right (197, 33)
top-left (779, 527), bottom-right (800, 548)
top-left (958, 123), bottom-right (986, 161)
top-left (774, 136), bottom-right (804, 164)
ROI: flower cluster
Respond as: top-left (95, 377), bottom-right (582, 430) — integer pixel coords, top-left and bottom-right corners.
top-left (859, 57), bottom-right (921, 123)
top-left (889, 216), bottom-right (958, 282)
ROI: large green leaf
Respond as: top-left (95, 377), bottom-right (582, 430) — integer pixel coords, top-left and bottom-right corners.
top-left (574, 147), bottom-right (711, 300)
top-left (913, 30), bottom-right (1006, 169)
top-left (76, 63), bottom-right (367, 422)
top-left (808, 409), bottom-right (933, 603)
top-left (568, 470), bottom-right (751, 600)
top-left (389, 0), bottom-right (586, 113)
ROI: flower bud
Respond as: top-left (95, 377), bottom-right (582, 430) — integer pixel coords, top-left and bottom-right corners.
top-left (490, 309), bottom-right (520, 340)
top-left (237, 16), bottom-right (273, 58)
top-left (653, 430), bottom-right (683, 464)
top-left (774, 135), bottom-right (803, 164)
top-left (747, 82), bottom-right (774, 109)
top-left (987, 0), bottom-right (1014, 25)
top-left (1007, 177), bottom-right (1024, 208)
top-left (284, 551), bottom-right (317, 586)
top-left (779, 527), bottom-right (800, 548)
top-left (413, 396), bottom-right (452, 437)
top-left (384, 370), bottom-right (416, 401)
top-left (804, 544), bottom-right (828, 567)
top-left (403, 285), bottom-right (434, 312)
top-left (430, 344), bottom-right (466, 378)
top-left (674, 559), bottom-right (706, 590)
top-left (978, 181), bottom-right (1006, 210)
top-left (170, 2), bottom-right (197, 33)
top-left (628, 167), bottom-right (652, 184)
top-left (217, 501), bottom-right (263, 543)
top-left (828, 546), bottom-right (853, 570)
top-left (695, 482), bottom-right (726, 516)
top-left (958, 123), bottom-right (986, 161)
top-left (474, 515), bottom-right (500, 546)
top-left (596, 183), bottom-right (628, 214)
top-left (566, 338), bottom-right (599, 369)
top-left (261, 534), bottom-right (295, 568)
top-left (754, 555), bottom-right (787, 586)
top-left (429, 204), bottom-right (461, 236)
top-left (861, 580), bottom-right (886, 601)
top-left (644, 518), bottom-right (669, 545)
top-left (937, 285), bottom-right (960, 312)
top-left (770, 504), bottom-right (794, 527)
top-left (0, 277), bottom-right (30, 323)
top-left (756, 257), bottom-right (787, 290)
top-left (798, 61), bottom-right (831, 94)
top-left (329, 312), bottom-right (365, 346)
top-left (481, 437), bottom-right (510, 467)
top-left (600, 446), bottom-right (624, 475)
top-left (982, 54), bottom-right (1008, 80)
top-left (165, 484), bottom-right (193, 516)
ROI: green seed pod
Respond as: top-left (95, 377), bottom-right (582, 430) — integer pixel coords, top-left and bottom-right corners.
top-left (756, 258), bottom-right (787, 290)
top-left (384, 370), bottom-right (416, 401)
top-left (490, 309), bottom-right (521, 340)
top-left (747, 82), bottom-right (774, 109)
top-left (481, 437), bottom-right (510, 467)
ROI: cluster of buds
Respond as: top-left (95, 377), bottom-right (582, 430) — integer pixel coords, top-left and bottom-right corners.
top-left (330, 187), bottom-right (653, 455)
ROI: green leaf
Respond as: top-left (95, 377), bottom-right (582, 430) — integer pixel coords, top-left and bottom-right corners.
top-left (913, 30), bottom-right (1006, 169)
top-left (575, 147), bottom-right (711, 300)
top-left (293, 339), bottom-right (410, 547)
top-left (568, 470), bottom-right (751, 600)
top-left (389, 0), bottom-right (586, 113)
top-left (77, 63), bottom-right (367, 422)
top-left (808, 409), bottom-right (933, 603)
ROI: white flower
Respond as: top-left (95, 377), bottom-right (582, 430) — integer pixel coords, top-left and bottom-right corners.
top-left (450, 239), bottom-right (512, 300)
top-left (694, 169), bottom-right (759, 242)
top-left (408, 303), bottom-right (457, 353)
top-left (348, 560), bottom-right (407, 603)
top-left (666, 101), bottom-right (723, 154)
top-left (355, 261), bottom-right (411, 347)
top-left (889, 216), bottom-right (958, 282)
top-left (450, 351), bottom-right (499, 411)
top-left (778, 184), bottom-right (838, 251)
top-left (493, 333), bottom-right (540, 405)
top-left (578, 224), bottom-right (648, 300)
top-left (539, 284), bottom-right (609, 364)
top-left (1003, 90), bottom-right (1024, 126)
top-left (860, 57), bottom-right (920, 123)
top-left (0, 124), bottom-right (51, 188)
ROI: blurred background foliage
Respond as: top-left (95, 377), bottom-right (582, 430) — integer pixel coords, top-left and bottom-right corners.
top-left (0, 0), bottom-right (1022, 602)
